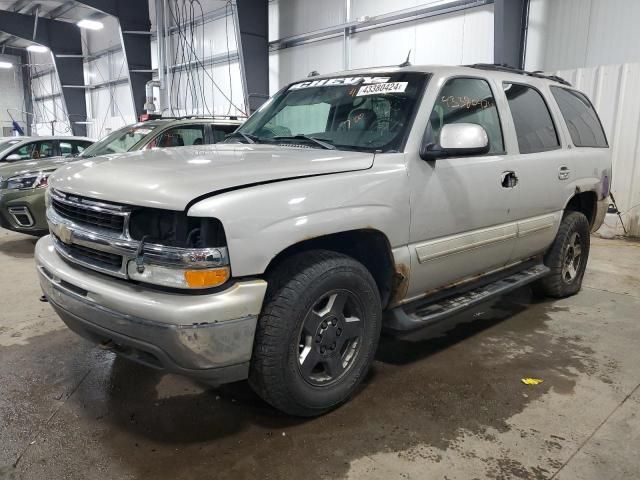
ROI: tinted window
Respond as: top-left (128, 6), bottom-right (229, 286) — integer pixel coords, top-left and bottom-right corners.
top-left (80, 125), bottom-right (157, 157)
top-left (551, 87), bottom-right (608, 148)
top-left (148, 125), bottom-right (205, 148)
top-left (504, 83), bottom-right (560, 154)
top-left (60, 140), bottom-right (93, 156)
top-left (213, 124), bottom-right (238, 143)
top-left (6, 140), bottom-right (56, 160)
top-left (426, 77), bottom-right (504, 154)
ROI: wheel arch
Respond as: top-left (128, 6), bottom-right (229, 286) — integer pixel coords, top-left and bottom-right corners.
top-left (564, 190), bottom-right (598, 228)
top-left (264, 228), bottom-right (398, 308)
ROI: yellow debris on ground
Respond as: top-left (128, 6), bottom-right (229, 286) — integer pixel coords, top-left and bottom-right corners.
top-left (521, 378), bottom-right (544, 385)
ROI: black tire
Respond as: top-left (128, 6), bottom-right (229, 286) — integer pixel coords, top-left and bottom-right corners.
top-left (249, 250), bottom-right (382, 417)
top-left (534, 211), bottom-right (590, 298)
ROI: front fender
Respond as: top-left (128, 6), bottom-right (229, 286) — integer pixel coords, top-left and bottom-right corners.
top-left (187, 154), bottom-right (409, 277)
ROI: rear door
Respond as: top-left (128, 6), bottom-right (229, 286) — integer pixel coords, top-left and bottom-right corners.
top-left (499, 82), bottom-right (572, 262)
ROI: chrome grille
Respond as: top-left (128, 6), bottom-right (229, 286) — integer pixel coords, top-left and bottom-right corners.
top-left (51, 234), bottom-right (125, 276)
top-left (50, 189), bottom-right (129, 234)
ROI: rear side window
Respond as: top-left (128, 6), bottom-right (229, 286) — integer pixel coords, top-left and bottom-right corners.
top-left (503, 83), bottom-right (560, 154)
top-left (60, 140), bottom-right (93, 156)
top-left (147, 125), bottom-right (205, 148)
top-left (550, 87), bottom-right (608, 147)
top-left (213, 124), bottom-right (238, 143)
top-left (426, 77), bottom-right (504, 154)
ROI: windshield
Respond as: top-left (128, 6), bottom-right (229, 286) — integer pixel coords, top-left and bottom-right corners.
top-left (0, 138), bottom-right (24, 152)
top-left (80, 125), bottom-right (158, 157)
top-left (233, 72), bottom-right (429, 152)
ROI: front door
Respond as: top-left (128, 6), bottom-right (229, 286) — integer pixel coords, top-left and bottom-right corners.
top-left (405, 76), bottom-right (518, 301)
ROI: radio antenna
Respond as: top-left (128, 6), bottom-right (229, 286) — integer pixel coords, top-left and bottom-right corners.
top-left (399, 50), bottom-right (412, 67)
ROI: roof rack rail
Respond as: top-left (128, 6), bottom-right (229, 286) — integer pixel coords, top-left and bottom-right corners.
top-left (139, 114), bottom-right (247, 122)
top-left (466, 63), bottom-right (572, 86)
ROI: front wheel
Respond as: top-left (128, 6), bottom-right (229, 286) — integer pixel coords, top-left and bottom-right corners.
top-left (249, 250), bottom-right (382, 417)
top-left (534, 211), bottom-right (591, 298)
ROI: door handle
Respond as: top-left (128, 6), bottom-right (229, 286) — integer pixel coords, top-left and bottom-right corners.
top-left (501, 171), bottom-right (518, 188)
top-left (558, 166), bottom-right (571, 180)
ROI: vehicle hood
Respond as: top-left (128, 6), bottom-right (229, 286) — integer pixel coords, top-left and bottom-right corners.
top-left (0, 156), bottom-right (73, 184)
top-left (48, 144), bottom-right (375, 210)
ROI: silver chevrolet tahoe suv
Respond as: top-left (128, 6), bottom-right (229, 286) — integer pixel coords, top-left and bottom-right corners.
top-left (36, 64), bottom-right (611, 416)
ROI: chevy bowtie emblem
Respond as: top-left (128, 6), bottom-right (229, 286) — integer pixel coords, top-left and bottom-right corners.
top-left (58, 225), bottom-right (73, 244)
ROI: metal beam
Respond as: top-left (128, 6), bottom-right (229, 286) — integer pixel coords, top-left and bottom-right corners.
top-left (493, 0), bottom-right (529, 68)
top-left (0, 10), bottom-right (88, 135)
top-left (71, 0), bottom-right (152, 117)
top-left (270, 0), bottom-right (493, 51)
top-left (236, 0), bottom-right (269, 113)
top-left (45, 1), bottom-right (79, 20)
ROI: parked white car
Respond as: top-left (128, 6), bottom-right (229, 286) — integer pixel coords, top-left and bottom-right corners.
top-left (36, 64), bottom-right (611, 416)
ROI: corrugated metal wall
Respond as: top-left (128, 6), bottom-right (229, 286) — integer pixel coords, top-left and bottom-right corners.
top-left (556, 64), bottom-right (640, 237)
top-left (526, 0), bottom-right (640, 72)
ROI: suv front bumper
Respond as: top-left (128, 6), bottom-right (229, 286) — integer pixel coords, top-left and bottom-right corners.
top-left (35, 235), bottom-right (268, 384)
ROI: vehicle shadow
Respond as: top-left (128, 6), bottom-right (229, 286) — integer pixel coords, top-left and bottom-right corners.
top-left (98, 286), bottom-right (540, 443)
top-left (376, 286), bottom-right (536, 366)
top-left (0, 235), bottom-right (38, 258)
top-left (79, 285), bottom-right (584, 479)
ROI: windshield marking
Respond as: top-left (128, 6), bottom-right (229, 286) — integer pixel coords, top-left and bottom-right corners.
top-left (357, 82), bottom-right (408, 96)
top-left (289, 76), bottom-right (391, 90)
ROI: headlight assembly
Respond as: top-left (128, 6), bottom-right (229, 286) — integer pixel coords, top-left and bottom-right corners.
top-left (7, 171), bottom-right (53, 190)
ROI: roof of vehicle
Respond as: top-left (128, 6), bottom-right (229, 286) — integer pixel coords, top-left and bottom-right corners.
top-left (0, 135), bottom-right (94, 142)
top-left (139, 117), bottom-right (244, 127)
top-left (298, 63), bottom-right (573, 88)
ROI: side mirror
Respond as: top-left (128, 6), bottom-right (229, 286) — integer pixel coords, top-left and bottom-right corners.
top-left (5, 154), bottom-right (22, 161)
top-left (420, 123), bottom-right (490, 160)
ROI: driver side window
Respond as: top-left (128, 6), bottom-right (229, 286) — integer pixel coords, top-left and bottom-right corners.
top-left (426, 77), bottom-right (504, 154)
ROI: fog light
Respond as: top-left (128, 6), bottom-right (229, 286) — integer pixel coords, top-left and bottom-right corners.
top-left (184, 267), bottom-right (230, 288)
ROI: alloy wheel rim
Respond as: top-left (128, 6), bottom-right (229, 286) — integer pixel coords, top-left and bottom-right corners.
top-left (562, 232), bottom-right (583, 283)
top-left (297, 289), bottom-right (364, 386)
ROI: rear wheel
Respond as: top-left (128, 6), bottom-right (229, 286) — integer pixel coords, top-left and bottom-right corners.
top-left (534, 211), bottom-right (590, 298)
top-left (249, 250), bottom-right (381, 416)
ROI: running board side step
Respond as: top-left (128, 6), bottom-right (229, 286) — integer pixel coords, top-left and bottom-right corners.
top-left (385, 264), bottom-right (550, 332)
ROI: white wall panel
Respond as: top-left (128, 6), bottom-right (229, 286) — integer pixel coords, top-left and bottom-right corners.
top-left (0, 54), bottom-right (25, 134)
top-left (526, 0), bottom-right (640, 71)
top-left (556, 63), bottom-right (640, 236)
top-left (269, 0), bottom-right (345, 40)
top-left (269, 37), bottom-right (344, 94)
top-left (166, 60), bottom-right (244, 117)
top-left (83, 16), bottom-right (122, 53)
top-left (352, 0), bottom-right (462, 20)
top-left (350, 5), bottom-right (493, 69)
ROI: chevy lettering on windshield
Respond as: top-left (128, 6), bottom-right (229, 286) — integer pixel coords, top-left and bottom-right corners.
top-left (289, 76), bottom-right (391, 90)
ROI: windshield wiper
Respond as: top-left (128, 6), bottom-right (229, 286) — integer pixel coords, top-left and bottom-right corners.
top-left (274, 135), bottom-right (336, 150)
top-left (226, 131), bottom-right (258, 144)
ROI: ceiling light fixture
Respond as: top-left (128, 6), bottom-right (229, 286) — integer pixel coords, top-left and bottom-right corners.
top-left (77, 19), bottom-right (104, 30)
top-left (0, 61), bottom-right (13, 69)
top-left (27, 45), bottom-right (49, 53)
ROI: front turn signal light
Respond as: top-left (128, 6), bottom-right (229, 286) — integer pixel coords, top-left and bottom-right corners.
top-left (184, 267), bottom-right (230, 288)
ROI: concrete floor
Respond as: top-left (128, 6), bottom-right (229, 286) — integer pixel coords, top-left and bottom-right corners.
top-left (1, 230), bottom-right (639, 480)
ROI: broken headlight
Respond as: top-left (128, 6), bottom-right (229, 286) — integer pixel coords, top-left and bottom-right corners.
top-left (126, 208), bottom-right (230, 289)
